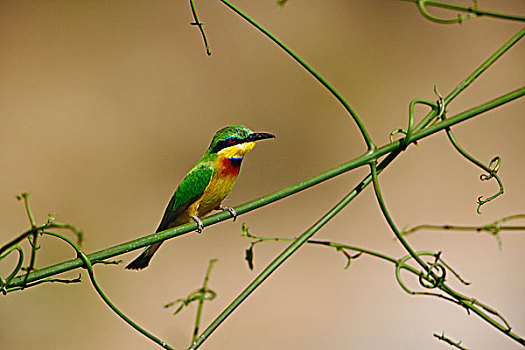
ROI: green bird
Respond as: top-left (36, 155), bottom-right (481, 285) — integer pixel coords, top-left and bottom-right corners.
top-left (126, 125), bottom-right (275, 270)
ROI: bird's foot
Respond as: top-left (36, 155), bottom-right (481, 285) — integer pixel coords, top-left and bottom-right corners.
top-left (191, 215), bottom-right (204, 233)
top-left (218, 206), bottom-right (237, 221)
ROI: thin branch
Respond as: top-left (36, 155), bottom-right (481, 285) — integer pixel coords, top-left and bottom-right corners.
top-left (6, 275), bottom-right (83, 293)
top-left (402, 214), bottom-right (525, 249)
top-left (442, 115), bottom-right (504, 213)
top-left (417, 0), bottom-right (478, 24)
top-left (370, 160), bottom-right (438, 279)
top-left (189, 0), bottom-right (211, 55)
top-left (2, 194), bottom-right (175, 349)
top-left (18, 193), bottom-right (39, 287)
top-left (399, 0), bottom-right (525, 22)
top-left (370, 149), bottom-right (523, 343)
top-left (18, 193), bottom-right (36, 228)
top-left (241, 224), bottom-right (363, 270)
top-left (164, 259), bottom-right (219, 346)
top-left (240, 229), bottom-right (523, 345)
top-left (193, 259), bottom-right (217, 344)
top-left (434, 332), bottom-right (469, 350)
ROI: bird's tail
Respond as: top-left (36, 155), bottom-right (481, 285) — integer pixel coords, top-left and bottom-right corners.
top-left (125, 242), bottom-right (163, 270)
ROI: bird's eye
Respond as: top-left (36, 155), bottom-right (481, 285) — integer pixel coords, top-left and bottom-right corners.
top-left (228, 138), bottom-right (236, 144)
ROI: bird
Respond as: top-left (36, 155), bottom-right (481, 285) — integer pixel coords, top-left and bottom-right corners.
top-left (125, 125), bottom-right (275, 270)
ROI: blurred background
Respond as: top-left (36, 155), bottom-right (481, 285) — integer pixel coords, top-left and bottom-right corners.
top-left (1, 1), bottom-right (524, 349)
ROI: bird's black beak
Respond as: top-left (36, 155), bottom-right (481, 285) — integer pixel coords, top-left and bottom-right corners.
top-left (246, 132), bottom-right (276, 142)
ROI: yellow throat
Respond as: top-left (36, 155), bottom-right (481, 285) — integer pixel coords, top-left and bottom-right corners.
top-left (217, 142), bottom-right (256, 159)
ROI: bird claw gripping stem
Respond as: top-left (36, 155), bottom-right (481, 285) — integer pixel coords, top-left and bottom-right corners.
top-left (191, 216), bottom-right (204, 234)
top-left (218, 206), bottom-right (237, 221)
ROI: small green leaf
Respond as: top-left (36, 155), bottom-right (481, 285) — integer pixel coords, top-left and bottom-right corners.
top-left (245, 245), bottom-right (254, 270)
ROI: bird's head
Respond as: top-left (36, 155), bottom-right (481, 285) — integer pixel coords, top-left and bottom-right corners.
top-left (208, 125), bottom-right (275, 159)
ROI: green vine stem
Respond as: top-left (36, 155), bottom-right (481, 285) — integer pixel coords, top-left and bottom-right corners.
top-left (19, 192), bottom-right (37, 227)
top-left (434, 332), bottom-right (469, 350)
top-left (446, 128), bottom-right (503, 213)
top-left (418, 0), bottom-right (479, 24)
top-left (239, 227), bottom-right (521, 345)
top-left (192, 259), bottom-right (217, 344)
top-left (19, 193), bottom-right (39, 287)
top-left (0, 245), bottom-right (23, 293)
top-left (429, 84), bottom-right (505, 213)
top-left (399, 0), bottom-right (525, 23)
top-left (412, 26), bottom-right (525, 134)
top-left (243, 227), bottom-right (525, 344)
top-left (1, 194), bottom-right (175, 349)
top-left (402, 214), bottom-right (525, 249)
top-left (0, 193), bottom-right (83, 293)
top-left (370, 160), bottom-right (428, 271)
top-left (370, 157), bottom-right (521, 343)
top-left (242, 224), bottom-right (362, 270)
top-left (164, 259), bottom-right (218, 345)
top-left (189, 0), bottom-right (211, 55)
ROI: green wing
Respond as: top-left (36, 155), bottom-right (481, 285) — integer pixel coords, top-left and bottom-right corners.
top-left (156, 163), bottom-right (213, 232)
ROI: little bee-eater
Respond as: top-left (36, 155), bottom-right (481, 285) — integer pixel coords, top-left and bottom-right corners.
top-left (126, 125), bottom-right (275, 270)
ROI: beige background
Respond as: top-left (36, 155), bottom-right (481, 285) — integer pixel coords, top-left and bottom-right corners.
top-left (1, 1), bottom-right (524, 349)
